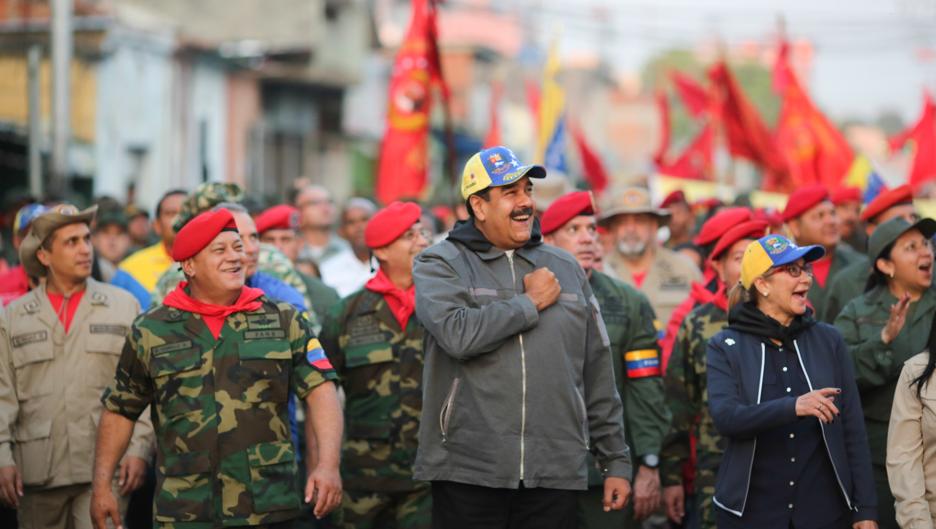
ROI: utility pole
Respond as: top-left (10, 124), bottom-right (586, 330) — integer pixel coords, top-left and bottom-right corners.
top-left (27, 45), bottom-right (43, 198)
top-left (50, 0), bottom-right (73, 197)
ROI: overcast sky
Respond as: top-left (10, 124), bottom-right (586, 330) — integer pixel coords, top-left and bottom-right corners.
top-left (500, 0), bottom-right (936, 124)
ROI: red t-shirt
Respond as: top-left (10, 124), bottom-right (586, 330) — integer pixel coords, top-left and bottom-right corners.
top-left (47, 289), bottom-right (85, 333)
top-left (632, 271), bottom-right (647, 289)
top-left (812, 255), bottom-right (833, 288)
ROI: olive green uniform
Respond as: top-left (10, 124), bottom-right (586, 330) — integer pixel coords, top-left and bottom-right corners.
top-left (102, 296), bottom-right (337, 529)
top-left (660, 301), bottom-right (729, 529)
top-left (808, 244), bottom-right (863, 323)
top-left (834, 285), bottom-right (936, 529)
top-left (319, 289), bottom-right (429, 529)
top-left (578, 271), bottom-right (669, 529)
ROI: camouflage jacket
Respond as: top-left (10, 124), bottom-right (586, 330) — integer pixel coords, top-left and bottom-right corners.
top-left (587, 271), bottom-right (669, 486)
top-left (319, 288), bottom-right (425, 492)
top-left (660, 301), bottom-right (728, 491)
top-left (102, 296), bottom-right (337, 529)
top-left (151, 244), bottom-right (320, 331)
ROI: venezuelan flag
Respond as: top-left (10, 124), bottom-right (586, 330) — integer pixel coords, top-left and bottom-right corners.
top-left (537, 41), bottom-right (567, 173)
top-left (844, 155), bottom-right (886, 204)
top-left (625, 349), bottom-right (662, 378)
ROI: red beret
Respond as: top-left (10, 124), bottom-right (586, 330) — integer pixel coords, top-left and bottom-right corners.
top-left (830, 186), bottom-right (862, 206)
top-left (171, 209), bottom-right (238, 261)
top-left (541, 191), bottom-right (596, 236)
top-left (659, 190), bottom-right (688, 209)
top-left (709, 220), bottom-right (768, 261)
top-left (782, 184), bottom-right (830, 222)
top-left (365, 201), bottom-right (422, 249)
top-left (693, 197), bottom-right (723, 211)
top-left (255, 205), bottom-right (299, 234)
top-left (693, 207), bottom-right (753, 246)
top-left (860, 184), bottom-right (912, 222)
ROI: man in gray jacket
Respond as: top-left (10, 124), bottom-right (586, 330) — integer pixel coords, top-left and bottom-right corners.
top-left (413, 146), bottom-right (633, 529)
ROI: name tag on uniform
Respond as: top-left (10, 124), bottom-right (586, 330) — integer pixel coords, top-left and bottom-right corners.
top-left (152, 340), bottom-right (194, 357)
top-left (11, 331), bottom-right (47, 348)
top-left (90, 324), bottom-right (128, 336)
top-left (244, 330), bottom-right (286, 340)
top-left (346, 315), bottom-right (384, 347)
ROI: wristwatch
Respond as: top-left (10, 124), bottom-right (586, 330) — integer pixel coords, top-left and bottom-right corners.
top-left (641, 454), bottom-right (659, 469)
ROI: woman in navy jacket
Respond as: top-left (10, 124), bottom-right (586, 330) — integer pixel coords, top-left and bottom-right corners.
top-left (707, 234), bottom-right (877, 529)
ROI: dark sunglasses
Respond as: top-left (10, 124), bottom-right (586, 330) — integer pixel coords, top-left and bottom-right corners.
top-left (765, 262), bottom-right (813, 279)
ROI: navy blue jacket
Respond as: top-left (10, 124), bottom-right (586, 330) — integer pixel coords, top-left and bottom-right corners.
top-left (706, 321), bottom-right (876, 524)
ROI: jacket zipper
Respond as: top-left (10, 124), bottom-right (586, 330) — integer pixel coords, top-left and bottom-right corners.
top-left (792, 340), bottom-right (854, 511)
top-left (440, 378), bottom-right (460, 442)
top-left (506, 251), bottom-right (527, 481)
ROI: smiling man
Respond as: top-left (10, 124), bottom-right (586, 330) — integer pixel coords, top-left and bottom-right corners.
top-left (0, 204), bottom-right (153, 529)
top-left (413, 146), bottom-right (632, 529)
top-left (90, 208), bottom-right (344, 529)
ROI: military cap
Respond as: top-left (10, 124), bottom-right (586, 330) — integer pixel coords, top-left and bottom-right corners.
top-left (709, 220), bottom-right (768, 262)
top-left (172, 182), bottom-right (244, 233)
top-left (598, 186), bottom-right (670, 224)
top-left (541, 191), bottom-right (595, 236)
top-left (660, 189), bottom-right (688, 209)
top-left (782, 184), bottom-right (829, 222)
top-left (693, 207), bottom-right (753, 246)
top-left (830, 186), bottom-right (862, 206)
top-left (867, 217), bottom-right (936, 263)
top-left (365, 201), bottom-right (421, 249)
top-left (255, 205), bottom-right (300, 234)
top-left (19, 204), bottom-right (98, 277)
top-left (860, 184), bottom-right (913, 222)
top-left (171, 208), bottom-right (239, 261)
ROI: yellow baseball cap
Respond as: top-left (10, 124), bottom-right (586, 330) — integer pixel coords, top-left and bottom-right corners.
top-left (740, 234), bottom-right (825, 289)
top-left (460, 146), bottom-right (546, 200)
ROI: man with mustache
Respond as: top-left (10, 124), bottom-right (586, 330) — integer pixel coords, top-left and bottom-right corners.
top-left (542, 191), bottom-right (668, 529)
top-left (90, 208), bottom-right (344, 529)
top-left (0, 204), bottom-right (154, 529)
top-left (413, 146), bottom-right (632, 529)
top-left (600, 187), bottom-right (701, 329)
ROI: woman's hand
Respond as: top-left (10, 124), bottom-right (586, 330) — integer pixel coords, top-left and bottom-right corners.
top-left (795, 388), bottom-right (841, 423)
top-left (881, 293), bottom-right (911, 344)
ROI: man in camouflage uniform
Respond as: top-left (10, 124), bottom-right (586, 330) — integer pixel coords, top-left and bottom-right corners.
top-left (660, 220), bottom-right (767, 529)
top-left (90, 208), bottom-right (344, 529)
top-left (319, 202), bottom-right (431, 529)
top-left (540, 192), bottom-right (669, 529)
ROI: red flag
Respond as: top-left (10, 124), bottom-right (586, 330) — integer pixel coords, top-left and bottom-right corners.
top-left (890, 92), bottom-right (936, 188)
top-left (658, 124), bottom-right (714, 180)
top-left (670, 71), bottom-right (710, 118)
top-left (708, 61), bottom-right (788, 189)
top-left (482, 83), bottom-right (503, 148)
top-left (773, 40), bottom-right (853, 191)
top-left (525, 79), bottom-right (541, 136)
top-left (375, 0), bottom-right (448, 205)
top-left (653, 90), bottom-right (671, 166)
top-left (570, 122), bottom-right (610, 194)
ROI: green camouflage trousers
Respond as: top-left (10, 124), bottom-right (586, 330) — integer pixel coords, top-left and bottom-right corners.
top-left (339, 486), bottom-right (431, 529)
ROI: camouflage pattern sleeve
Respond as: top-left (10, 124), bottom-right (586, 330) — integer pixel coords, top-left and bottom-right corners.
top-left (317, 300), bottom-right (348, 375)
top-left (660, 317), bottom-right (695, 487)
top-left (286, 306), bottom-right (338, 400)
top-left (101, 321), bottom-right (154, 421)
top-left (622, 294), bottom-right (669, 459)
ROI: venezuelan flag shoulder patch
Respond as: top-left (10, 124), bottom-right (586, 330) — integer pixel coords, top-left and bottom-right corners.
top-left (306, 338), bottom-right (334, 370)
top-left (625, 349), bottom-right (661, 378)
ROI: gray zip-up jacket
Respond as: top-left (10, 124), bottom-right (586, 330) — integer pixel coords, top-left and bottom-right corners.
top-left (412, 220), bottom-right (632, 490)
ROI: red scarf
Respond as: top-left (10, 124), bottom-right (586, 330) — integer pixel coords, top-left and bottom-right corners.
top-left (365, 269), bottom-right (415, 331)
top-left (47, 288), bottom-right (85, 333)
top-left (689, 281), bottom-right (728, 313)
top-left (163, 282), bottom-right (264, 339)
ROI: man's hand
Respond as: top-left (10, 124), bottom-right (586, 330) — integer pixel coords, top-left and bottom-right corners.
top-left (662, 485), bottom-right (685, 523)
top-left (853, 521), bottom-right (878, 529)
top-left (305, 465), bottom-right (342, 519)
top-left (523, 267), bottom-right (561, 311)
top-left (0, 465), bottom-right (22, 508)
top-left (632, 465), bottom-right (662, 520)
top-left (90, 484), bottom-right (123, 529)
top-left (117, 456), bottom-right (148, 496)
top-left (602, 476), bottom-right (631, 512)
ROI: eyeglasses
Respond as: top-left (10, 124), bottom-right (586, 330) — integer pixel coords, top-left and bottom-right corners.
top-left (765, 262), bottom-right (813, 279)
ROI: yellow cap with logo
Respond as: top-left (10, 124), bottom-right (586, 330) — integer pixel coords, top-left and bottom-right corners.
top-left (460, 146), bottom-right (546, 200)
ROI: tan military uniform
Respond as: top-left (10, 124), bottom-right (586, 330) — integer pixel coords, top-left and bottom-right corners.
top-left (605, 246), bottom-right (701, 328)
top-left (0, 278), bottom-right (154, 529)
